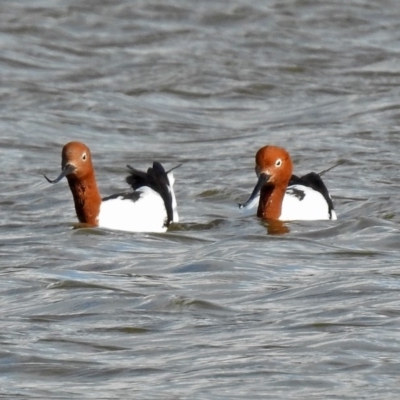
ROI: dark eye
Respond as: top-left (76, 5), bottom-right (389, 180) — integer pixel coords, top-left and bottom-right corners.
top-left (82, 153), bottom-right (87, 161)
top-left (275, 159), bottom-right (282, 167)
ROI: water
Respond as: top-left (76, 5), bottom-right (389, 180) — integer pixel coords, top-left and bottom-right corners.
top-left (1, 0), bottom-right (400, 398)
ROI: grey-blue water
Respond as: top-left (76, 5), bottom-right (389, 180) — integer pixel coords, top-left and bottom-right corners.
top-left (1, 1), bottom-right (400, 398)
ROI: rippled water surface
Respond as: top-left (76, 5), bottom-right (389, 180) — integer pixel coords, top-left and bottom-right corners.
top-left (2, 0), bottom-right (400, 398)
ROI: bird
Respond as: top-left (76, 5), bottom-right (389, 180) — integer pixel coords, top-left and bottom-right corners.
top-left (239, 145), bottom-right (337, 221)
top-left (44, 141), bottom-right (179, 232)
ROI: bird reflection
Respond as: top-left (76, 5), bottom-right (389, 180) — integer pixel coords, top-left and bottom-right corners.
top-left (265, 219), bottom-right (290, 235)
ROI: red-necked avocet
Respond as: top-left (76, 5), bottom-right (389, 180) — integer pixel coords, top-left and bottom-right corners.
top-left (239, 145), bottom-right (337, 221)
top-left (44, 141), bottom-right (179, 232)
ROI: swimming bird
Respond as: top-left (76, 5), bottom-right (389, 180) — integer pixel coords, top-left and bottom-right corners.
top-left (239, 145), bottom-right (337, 220)
top-left (44, 141), bottom-right (179, 232)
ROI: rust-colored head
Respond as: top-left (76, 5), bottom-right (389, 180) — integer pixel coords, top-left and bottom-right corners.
top-left (61, 141), bottom-right (94, 180)
top-left (255, 145), bottom-right (293, 186)
top-left (44, 141), bottom-right (95, 184)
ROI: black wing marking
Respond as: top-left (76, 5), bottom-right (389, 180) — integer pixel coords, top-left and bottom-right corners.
top-left (286, 187), bottom-right (305, 201)
top-left (102, 191), bottom-right (142, 202)
top-left (125, 162), bottom-right (174, 227)
top-left (289, 172), bottom-right (334, 218)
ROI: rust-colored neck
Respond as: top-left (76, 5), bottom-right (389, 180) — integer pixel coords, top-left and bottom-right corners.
top-left (257, 184), bottom-right (286, 220)
top-left (67, 172), bottom-right (101, 226)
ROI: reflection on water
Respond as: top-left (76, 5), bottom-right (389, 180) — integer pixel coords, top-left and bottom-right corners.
top-left (265, 220), bottom-right (290, 235)
top-left (1, 0), bottom-right (400, 398)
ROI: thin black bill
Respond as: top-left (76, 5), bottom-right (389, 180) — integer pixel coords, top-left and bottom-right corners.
top-left (238, 173), bottom-right (270, 209)
top-left (44, 163), bottom-right (76, 184)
